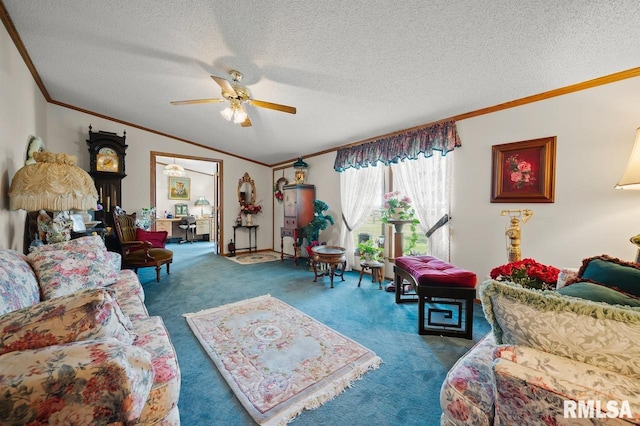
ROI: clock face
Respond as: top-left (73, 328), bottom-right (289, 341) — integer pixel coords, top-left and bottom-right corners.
top-left (96, 147), bottom-right (119, 172)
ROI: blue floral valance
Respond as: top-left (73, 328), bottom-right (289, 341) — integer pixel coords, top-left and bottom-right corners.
top-left (333, 120), bottom-right (461, 172)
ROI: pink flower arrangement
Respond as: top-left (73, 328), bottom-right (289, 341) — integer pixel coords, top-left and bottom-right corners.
top-left (383, 191), bottom-right (412, 211)
top-left (507, 155), bottom-right (535, 189)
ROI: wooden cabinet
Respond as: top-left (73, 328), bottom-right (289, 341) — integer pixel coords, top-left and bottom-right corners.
top-left (195, 218), bottom-right (211, 238)
top-left (283, 184), bottom-right (315, 229)
top-left (155, 220), bottom-right (173, 236)
top-left (156, 218), bottom-right (214, 241)
top-left (281, 184), bottom-right (315, 265)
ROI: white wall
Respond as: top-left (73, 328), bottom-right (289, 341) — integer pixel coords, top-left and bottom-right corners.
top-left (452, 77), bottom-right (640, 278)
top-left (0, 21), bottom-right (48, 250)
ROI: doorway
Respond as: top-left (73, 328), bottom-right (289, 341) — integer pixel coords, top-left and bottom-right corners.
top-left (150, 151), bottom-right (222, 253)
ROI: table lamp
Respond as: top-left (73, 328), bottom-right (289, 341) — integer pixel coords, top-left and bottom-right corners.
top-left (9, 151), bottom-right (99, 243)
top-left (615, 127), bottom-right (640, 260)
top-left (194, 196), bottom-right (210, 217)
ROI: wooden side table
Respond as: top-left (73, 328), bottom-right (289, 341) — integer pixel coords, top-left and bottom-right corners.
top-left (311, 246), bottom-right (347, 288)
top-left (358, 260), bottom-right (384, 290)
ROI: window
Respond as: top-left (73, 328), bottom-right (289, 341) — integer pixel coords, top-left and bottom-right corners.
top-left (346, 154), bottom-right (452, 262)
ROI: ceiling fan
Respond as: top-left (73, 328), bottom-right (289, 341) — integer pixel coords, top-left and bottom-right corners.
top-left (170, 70), bottom-right (296, 127)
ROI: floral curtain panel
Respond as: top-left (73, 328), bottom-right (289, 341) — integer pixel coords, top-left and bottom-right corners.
top-left (333, 120), bottom-right (461, 171)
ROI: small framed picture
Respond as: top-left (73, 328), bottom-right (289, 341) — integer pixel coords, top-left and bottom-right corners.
top-left (174, 203), bottom-right (188, 217)
top-left (491, 136), bottom-right (556, 203)
top-left (169, 177), bottom-right (190, 200)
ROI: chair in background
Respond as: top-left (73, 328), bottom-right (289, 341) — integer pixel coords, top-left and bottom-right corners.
top-left (178, 215), bottom-right (197, 244)
top-left (112, 212), bottom-right (173, 282)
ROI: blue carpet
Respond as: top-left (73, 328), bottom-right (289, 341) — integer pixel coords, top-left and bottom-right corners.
top-left (136, 243), bottom-right (491, 425)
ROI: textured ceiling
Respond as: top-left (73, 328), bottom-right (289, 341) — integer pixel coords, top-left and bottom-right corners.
top-left (3, 0), bottom-right (640, 166)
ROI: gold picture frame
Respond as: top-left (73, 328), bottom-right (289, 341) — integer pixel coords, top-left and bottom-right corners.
top-left (491, 136), bottom-right (556, 203)
top-left (169, 177), bottom-right (190, 200)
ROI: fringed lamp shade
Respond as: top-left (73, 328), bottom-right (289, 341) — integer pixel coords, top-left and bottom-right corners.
top-left (9, 151), bottom-right (99, 211)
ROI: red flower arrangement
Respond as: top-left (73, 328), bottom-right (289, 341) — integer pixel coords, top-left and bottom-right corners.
top-left (240, 203), bottom-right (262, 215)
top-left (490, 258), bottom-right (559, 290)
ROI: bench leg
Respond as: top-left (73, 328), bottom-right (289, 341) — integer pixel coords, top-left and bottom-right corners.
top-left (417, 287), bottom-right (475, 339)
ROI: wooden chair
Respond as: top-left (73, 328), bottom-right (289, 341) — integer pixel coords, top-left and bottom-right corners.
top-left (112, 212), bottom-right (173, 282)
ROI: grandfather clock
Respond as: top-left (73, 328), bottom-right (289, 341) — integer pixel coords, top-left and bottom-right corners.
top-left (86, 126), bottom-right (127, 227)
top-left (280, 184), bottom-right (315, 264)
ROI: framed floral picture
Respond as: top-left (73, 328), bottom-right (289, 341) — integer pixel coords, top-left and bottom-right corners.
top-left (491, 136), bottom-right (556, 203)
top-left (169, 177), bottom-right (190, 200)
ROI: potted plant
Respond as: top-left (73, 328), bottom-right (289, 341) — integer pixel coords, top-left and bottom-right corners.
top-left (301, 200), bottom-right (335, 244)
top-left (357, 239), bottom-right (383, 262)
top-left (380, 191), bottom-right (420, 254)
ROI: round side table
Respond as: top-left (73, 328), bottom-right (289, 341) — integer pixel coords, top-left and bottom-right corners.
top-left (358, 260), bottom-right (385, 290)
top-left (311, 245), bottom-right (347, 288)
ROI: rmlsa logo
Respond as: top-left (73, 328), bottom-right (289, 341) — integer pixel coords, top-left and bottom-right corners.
top-left (564, 400), bottom-right (632, 419)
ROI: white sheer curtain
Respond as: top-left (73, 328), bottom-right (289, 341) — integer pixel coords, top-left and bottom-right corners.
top-left (339, 166), bottom-right (384, 270)
top-left (391, 153), bottom-right (453, 261)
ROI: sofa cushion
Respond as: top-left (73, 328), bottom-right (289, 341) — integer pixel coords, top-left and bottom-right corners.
top-left (480, 279), bottom-right (640, 379)
top-left (28, 243), bottom-right (119, 300)
top-left (0, 288), bottom-right (135, 356)
top-left (569, 255), bottom-right (640, 298)
top-left (0, 249), bottom-right (40, 315)
top-left (0, 338), bottom-right (154, 424)
top-left (558, 281), bottom-right (640, 308)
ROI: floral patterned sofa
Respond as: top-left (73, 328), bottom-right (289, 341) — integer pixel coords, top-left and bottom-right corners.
top-left (440, 255), bottom-right (640, 425)
top-left (0, 236), bottom-right (180, 425)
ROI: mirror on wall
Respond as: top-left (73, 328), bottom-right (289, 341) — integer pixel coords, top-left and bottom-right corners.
top-left (238, 172), bottom-right (256, 206)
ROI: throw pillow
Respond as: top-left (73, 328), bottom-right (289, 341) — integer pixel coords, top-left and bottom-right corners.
top-left (480, 279), bottom-right (640, 379)
top-left (568, 255), bottom-right (640, 297)
top-left (0, 287), bottom-right (134, 356)
top-left (135, 228), bottom-right (168, 248)
top-left (28, 246), bottom-right (119, 300)
top-left (557, 281), bottom-right (640, 308)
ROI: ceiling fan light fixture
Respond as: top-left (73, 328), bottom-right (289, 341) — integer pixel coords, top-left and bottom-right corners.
top-left (233, 107), bottom-right (248, 124)
top-left (163, 162), bottom-right (186, 177)
top-left (220, 106), bottom-right (234, 121)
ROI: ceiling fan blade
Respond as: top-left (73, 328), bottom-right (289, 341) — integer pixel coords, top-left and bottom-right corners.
top-left (211, 75), bottom-right (238, 97)
top-left (170, 98), bottom-right (225, 105)
top-left (249, 99), bottom-right (296, 114)
top-left (241, 116), bottom-right (252, 127)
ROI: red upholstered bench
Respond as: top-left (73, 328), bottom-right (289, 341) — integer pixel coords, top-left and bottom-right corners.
top-left (394, 256), bottom-right (477, 339)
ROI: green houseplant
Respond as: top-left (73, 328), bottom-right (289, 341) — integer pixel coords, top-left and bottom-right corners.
top-left (301, 200), bottom-right (335, 244)
top-left (357, 239), bottom-right (383, 262)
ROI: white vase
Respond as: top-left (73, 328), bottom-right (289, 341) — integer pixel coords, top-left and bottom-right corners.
top-left (245, 213), bottom-right (253, 226)
top-left (391, 207), bottom-right (404, 219)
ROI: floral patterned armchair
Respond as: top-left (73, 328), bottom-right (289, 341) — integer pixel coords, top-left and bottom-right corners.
top-left (0, 236), bottom-right (180, 425)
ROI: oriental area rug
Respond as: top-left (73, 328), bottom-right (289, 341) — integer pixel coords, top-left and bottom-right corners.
top-left (183, 295), bottom-right (382, 425)
top-left (227, 251), bottom-right (281, 265)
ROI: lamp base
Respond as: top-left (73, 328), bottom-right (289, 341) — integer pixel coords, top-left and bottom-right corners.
top-left (37, 210), bottom-right (73, 244)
